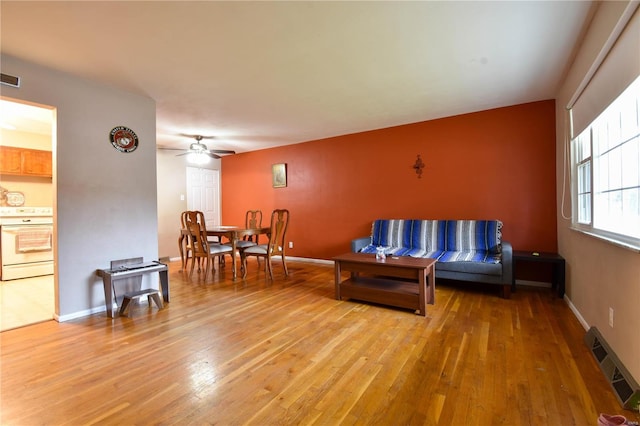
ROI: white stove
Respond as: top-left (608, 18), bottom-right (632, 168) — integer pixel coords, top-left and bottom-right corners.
top-left (0, 207), bottom-right (53, 227)
top-left (0, 206), bottom-right (54, 280)
top-left (0, 206), bottom-right (53, 215)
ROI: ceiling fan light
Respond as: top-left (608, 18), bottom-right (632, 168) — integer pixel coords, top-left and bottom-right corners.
top-left (187, 151), bottom-right (209, 165)
top-left (190, 142), bottom-right (205, 152)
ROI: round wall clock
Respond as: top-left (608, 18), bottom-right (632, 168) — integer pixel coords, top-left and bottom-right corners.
top-left (109, 126), bottom-right (139, 153)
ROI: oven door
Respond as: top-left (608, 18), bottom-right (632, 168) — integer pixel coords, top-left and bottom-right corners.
top-left (1, 224), bottom-right (54, 280)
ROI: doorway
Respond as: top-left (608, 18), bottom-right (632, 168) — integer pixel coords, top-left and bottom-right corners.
top-left (0, 98), bottom-right (56, 331)
top-left (186, 166), bottom-right (221, 228)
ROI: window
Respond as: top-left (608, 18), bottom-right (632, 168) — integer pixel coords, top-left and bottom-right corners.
top-left (571, 76), bottom-right (640, 249)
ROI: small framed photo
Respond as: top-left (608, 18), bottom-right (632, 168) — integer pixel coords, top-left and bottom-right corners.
top-left (272, 163), bottom-right (287, 188)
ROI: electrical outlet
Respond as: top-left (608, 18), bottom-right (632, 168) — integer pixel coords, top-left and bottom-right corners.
top-left (288, 241), bottom-right (293, 249)
top-left (609, 307), bottom-right (614, 328)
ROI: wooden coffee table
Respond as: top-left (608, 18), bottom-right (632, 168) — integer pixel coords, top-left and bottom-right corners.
top-left (333, 252), bottom-right (436, 316)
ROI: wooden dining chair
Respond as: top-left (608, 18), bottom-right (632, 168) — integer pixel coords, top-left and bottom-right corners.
top-left (235, 209), bottom-right (263, 250)
top-left (180, 210), bottom-right (203, 271)
top-left (182, 210), bottom-right (231, 269)
top-left (240, 209), bottom-right (289, 280)
top-left (185, 217), bottom-right (233, 280)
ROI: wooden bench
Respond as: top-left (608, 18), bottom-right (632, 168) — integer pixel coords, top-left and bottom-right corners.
top-left (119, 288), bottom-right (164, 317)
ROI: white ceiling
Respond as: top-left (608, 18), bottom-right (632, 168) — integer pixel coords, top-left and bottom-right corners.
top-left (0, 1), bottom-right (594, 154)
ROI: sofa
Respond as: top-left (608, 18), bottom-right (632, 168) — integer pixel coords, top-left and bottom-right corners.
top-left (351, 219), bottom-right (513, 298)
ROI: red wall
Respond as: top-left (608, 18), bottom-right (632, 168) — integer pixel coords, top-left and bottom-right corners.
top-left (221, 100), bottom-right (557, 260)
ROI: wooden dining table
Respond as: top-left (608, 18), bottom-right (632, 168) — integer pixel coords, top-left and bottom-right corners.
top-left (179, 226), bottom-right (270, 280)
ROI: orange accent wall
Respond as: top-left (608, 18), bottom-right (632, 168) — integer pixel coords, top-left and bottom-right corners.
top-left (221, 100), bottom-right (557, 260)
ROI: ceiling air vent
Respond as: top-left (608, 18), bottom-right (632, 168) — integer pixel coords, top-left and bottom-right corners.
top-left (1, 73), bottom-right (21, 88)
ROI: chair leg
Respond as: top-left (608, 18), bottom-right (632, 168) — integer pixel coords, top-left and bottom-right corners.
top-left (241, 253), bottom-right (248, 278)
top-left (189, 256), bottom-right (196, 277)
top-left (282, 256), bottom-right (289, 276)
top-left (186, 252), bottom-right (194, 272)
top-left (203, 257), bottom-right (210, 281)
top-left (266, 256), bottom-right (274, 280)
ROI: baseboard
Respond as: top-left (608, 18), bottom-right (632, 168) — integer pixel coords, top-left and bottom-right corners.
top-left (564, 295), bottom-right (590, 331)
top-left (286, 256), bottom-right (333, 265)
top-left (515, 279), bottom-right (552, 288)
top-left (57, 304), bottom-right (111, 322)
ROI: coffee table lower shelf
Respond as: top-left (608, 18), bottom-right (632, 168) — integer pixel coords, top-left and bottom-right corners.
top-left (338, 277), bottom-right (422, 313)
top-left (333, 253), bottom-right (435, 316)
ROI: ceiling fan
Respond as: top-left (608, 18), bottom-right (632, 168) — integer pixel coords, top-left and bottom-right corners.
top-left (162, 134), bottom-right (236, 160)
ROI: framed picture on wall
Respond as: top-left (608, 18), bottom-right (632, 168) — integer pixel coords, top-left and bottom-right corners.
top-left (272, 163), bottom-right (287, 188)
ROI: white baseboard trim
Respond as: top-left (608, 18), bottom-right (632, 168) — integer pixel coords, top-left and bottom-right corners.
top-left (286, 256), bottom-right (333, 265)
top-left (57, 304), bottom-right (112, 323)
top-left (564, 295), bottom-right (589, 331)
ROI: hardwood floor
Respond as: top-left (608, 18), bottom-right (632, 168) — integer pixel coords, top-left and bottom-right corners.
top-left (1, 259), bottom-right (637, 425)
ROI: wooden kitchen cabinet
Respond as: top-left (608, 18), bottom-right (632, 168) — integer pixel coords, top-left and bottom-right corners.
top-left (0, 146), bottom-right (52, 177)
top-left (0, 146), bottom-right (22, 174)
top-left (21, 149), bottom-right (52, 176)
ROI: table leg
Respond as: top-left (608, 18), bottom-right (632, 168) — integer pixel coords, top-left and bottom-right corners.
top-left (159, 269), bottom-right (170, 303)
top-left (426, 264), bottom-right (435, 305)
top-left (103, 275), bottom-right (115, 318)
top-left (231, 233), bottom-right (238, 280)
top-left (555, 260), bottom-right (566, 298)
top-left (418, 270), bottom-right (426, 316)
top-left (334, 260), bottom-right (342, 300)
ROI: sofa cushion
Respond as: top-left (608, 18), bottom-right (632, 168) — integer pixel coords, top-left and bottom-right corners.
top-left (438, 250), bottom-right (502, 264)
top-left (445, 220), bottom-right (502, 254)
top-left (436, 259), bottom-right (503, 276)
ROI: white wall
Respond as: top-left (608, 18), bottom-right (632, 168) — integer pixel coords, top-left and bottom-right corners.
top-left (1, 55), bottom-right (158, 320)
top-left (156, 149), bottom-right (220, 260)
top-left (555, 2), bottom-right (640, 383)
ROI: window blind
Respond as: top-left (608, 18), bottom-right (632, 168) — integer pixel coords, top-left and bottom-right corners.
top-left (570, 4), bottom-right (639, 137)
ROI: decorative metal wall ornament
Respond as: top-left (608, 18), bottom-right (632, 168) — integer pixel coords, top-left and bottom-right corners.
top-left (413, 154), bottom-right (425, 178)
top-left (109, 126), bottom-right (139, 153)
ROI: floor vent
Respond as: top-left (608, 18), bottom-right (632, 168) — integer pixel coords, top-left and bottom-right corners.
top-left (584, 326), bottom-right (640, 411)
top-left (1, 73), bottom-right (21, 88)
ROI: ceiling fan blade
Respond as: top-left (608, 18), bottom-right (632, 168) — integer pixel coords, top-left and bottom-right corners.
top-left (175, 152), bottom-right (190, 157)
top-left (178, 133), bottom-right (215, 140)
top-left (158, 147), bottom-right (186, 151)
top-left (205, 152), bottom-right (221, 159)
top-left (209, 149), bottom-right (236, 155)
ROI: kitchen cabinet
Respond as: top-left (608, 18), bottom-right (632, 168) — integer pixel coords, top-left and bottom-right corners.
top-left (0, 146), bottom-right (52, 177)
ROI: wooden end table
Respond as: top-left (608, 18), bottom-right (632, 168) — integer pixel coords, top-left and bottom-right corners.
top-left (512, 250), bottom-right (566, 298)
top-left (333, 253), bottom-right (436, 316)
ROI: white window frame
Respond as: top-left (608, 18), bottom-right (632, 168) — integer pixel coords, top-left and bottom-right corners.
top-left (570, 76), bottom-right (640, 251)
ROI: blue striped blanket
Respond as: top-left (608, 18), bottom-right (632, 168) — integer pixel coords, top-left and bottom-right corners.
top-left (359, 219), bottom-right (503, 264)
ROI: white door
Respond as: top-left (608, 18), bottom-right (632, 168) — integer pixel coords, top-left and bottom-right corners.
top-left (186, 167), bottom-right (220, 228)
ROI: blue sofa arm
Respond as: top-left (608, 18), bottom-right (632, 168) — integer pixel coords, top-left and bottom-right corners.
top-left (351, 237), bottom-right (370, 253)
top-left (501, 241), bottom-right (513, 285)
